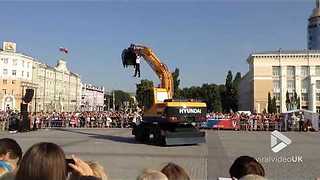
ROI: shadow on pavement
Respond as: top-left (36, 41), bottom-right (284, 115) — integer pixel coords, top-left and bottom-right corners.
top-left (53, 128), bottom-right (138, 144)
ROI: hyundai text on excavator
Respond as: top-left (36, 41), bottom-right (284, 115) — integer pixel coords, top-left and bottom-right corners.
top-left (121, 44), bottom-right (207, 146)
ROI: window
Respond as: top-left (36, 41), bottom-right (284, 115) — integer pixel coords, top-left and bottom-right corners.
top-left (287, 66), bottom-right (295, 77)
top-left (287, 80), bottom-right (295, 89)
top-left (3, 69), bottom-right (8, 75)
top-left (22, 71), bottom-right (24, 77)
top-left (316, 66), bottom-right (320, 76)
top-left (27, 72), bottom-right (30, 78)
top-left (272, 66), bottom-right (280, 77)
top-left (317, 80), bottom-right (320, 89)
top-left (301, 66), bottom-right (309, 77)
top-left (3, 80), bottom-right (7, 84)
top-left (317, 93), bottom-right (320, 101)
top-left (3, 58), bottom-right (8, 64)
top-left (301, 79), bottom-right (309, 90)
top-left (302, 93), bottom-right (309, 101)
top-left (27, 62), bottom-right (30, 68)
top-left (273, 80), bottom-right (280, 91)
top-left (22, 61), bottom-right (25, 67)
top-left (13, 59), bottom-right (17, 66)
top-left (12, 70), bottom-right (16, 76)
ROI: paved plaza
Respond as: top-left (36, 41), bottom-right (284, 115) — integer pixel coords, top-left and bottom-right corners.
top-left (1, 128), bottom-right (320, 180)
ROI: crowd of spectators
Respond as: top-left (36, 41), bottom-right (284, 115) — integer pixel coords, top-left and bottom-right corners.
top-left (30, 110), bottom-right (142, 129)
top-left (0, 109), bottom-right (315, 132)
top-left (206, 112), bottom-right (282, 131)
top-left (0, 109), bottom-right (143, 132)
top-left (0, 137), bottom-right (270, 180)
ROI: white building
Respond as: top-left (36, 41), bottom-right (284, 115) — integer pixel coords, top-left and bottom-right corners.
top-left (0, 42), bottom-right (36, 111)
top-left (81, 83), bottom-right (105, 111)
top-left (32, 60), bottom-right (82, 112)
top-left (0, 41), bottom-right (82, 112)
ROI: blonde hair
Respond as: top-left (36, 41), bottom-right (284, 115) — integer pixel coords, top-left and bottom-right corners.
top-left (137, 169), bottom-right (168, 180)
top-left (87, 161), bottom-right (108, 180)
top-left (69, 161), bottom-right (108, 180)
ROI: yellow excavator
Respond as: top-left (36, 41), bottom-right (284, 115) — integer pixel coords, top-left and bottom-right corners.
top-left (121, 44), bottom-right (207, 145)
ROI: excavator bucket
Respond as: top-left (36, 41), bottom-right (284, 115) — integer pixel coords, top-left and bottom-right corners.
top-left (121, 47), bottom-right (137, 67)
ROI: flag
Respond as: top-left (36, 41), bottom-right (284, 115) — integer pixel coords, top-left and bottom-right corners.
top-left (59, 47), bottom-right (69, 54)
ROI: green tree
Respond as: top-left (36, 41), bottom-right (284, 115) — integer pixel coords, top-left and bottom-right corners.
top-left (285, 91), bottom-right (290, 110)
top-left (223, 71), bottom-right (233, 112)
top-left (113, 90), bottom-right (131, 110)
top-left (232, 72), bottom-right (241, 111)
top-left (172, 68), bottom-right (181, 98)
top-left (271, 96), bottom-right (277, 113)
top-left (136, 79), bottom-right (154, 107)
top-left (180, 83), bottom-right (222, 112)
top-left (218, 84), bottom-right (226, 112)
top-left (293, 90), bottom-right (300, 109)
top-left (267, 92), bottom-right (272, 113)
top-left (212, 85), bottom-right (222, 112)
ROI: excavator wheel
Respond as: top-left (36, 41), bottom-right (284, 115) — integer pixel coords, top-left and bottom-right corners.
top-left (134, 123), bottom-right (150, 143)
top-left (153, 126), bottom-right (165, 146)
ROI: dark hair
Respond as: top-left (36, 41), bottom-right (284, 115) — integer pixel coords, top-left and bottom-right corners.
top-left (15, 142), bottom-right (67, 180)
top-left (229, 156), bottom-right (265, 179)
top-left (0, 138), bottom-right (22, 164)
top-left (161, 162), bottom-right (190, 180)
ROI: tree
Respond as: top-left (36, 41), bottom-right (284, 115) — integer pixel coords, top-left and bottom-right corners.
top-left (212, 86), bottom-right (222, 112)
top-left (293, 90), bottom-right (300, 109)
top-left (172, 68), bottom-right (181, 98)
top-left (285, 91), bottom-right (290, 110)
top-left (271, 96), bottom-right (277, 113)
top-left (222, 71), bottom-right (233, 112)
top-left (136, 79), bottom-right (154, 107)
top-left (286, 90), bottom-right (300, 110)
top-left (232, 72), bottom-right (241, 111)
top-left (218, 84), bottom-right (226, 112)
top-left (267, 92), bottom-right (272, 113)
top-left (110, 90), bottom-right (132, 110)
top-left (180, 83), bottom-right (222, 112)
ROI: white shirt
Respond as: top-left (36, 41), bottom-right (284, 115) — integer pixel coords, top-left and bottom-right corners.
top-left (136, 56), bottom-right (141, 64)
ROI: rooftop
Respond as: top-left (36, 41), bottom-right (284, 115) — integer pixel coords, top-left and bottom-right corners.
top-left (252, 49), bottom-right (320, 55)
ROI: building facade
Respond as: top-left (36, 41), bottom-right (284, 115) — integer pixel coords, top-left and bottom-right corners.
top-left (32, 60), bottom-right (81, 112)
top-left (0, 41), bottom-right (82, 112)
top-left (81, 83), bottom-right (105, 111)
top-left (0, 42), bottom-right (36, 111)
top-left (308, 0), bottom-right (320, 50)
top-left (240, 50), bottom-right (320, 113)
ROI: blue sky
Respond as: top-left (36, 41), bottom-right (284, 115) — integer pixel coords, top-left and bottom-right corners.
top-left (0, 1), bottom-right (314, 92)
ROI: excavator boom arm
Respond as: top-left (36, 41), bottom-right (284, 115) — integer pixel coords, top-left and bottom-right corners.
top-left (133, 44), bottom-right (174, 99)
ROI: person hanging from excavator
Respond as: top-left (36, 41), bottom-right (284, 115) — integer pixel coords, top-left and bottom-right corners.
top-left (134, 54), bottom-right (141, 77)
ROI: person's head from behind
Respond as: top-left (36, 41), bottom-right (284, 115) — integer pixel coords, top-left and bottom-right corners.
top-left (0, 138), bottom-right (22, 168)
top-left (87, 161), bottom-right (108, 180)
top-left (137, 169), bottom-right (168, 180)
top-left (161, 162), bottom-right (190, 180)
top-left (69, 161), bottom-right (108, 180)
top-left (15, 142), bottom-right (66, 180)
top-left (229, 156), bottom-right (265, 179)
